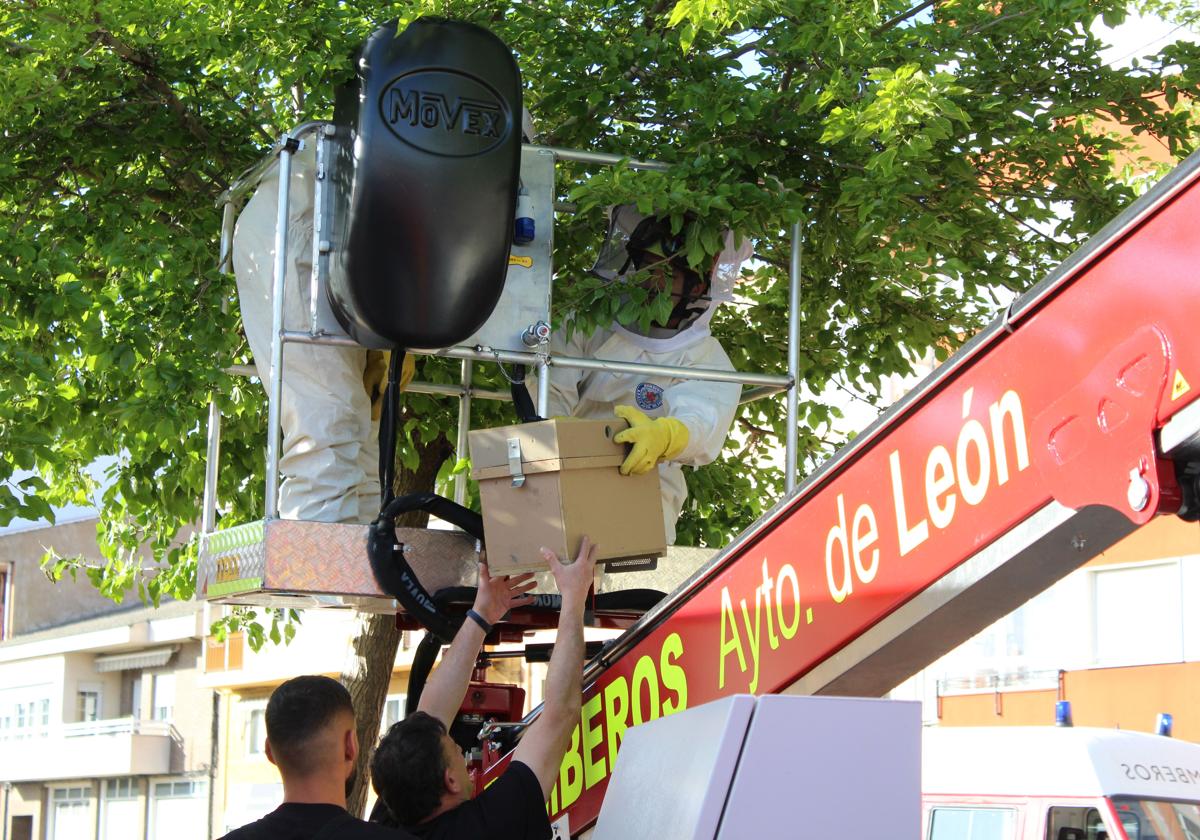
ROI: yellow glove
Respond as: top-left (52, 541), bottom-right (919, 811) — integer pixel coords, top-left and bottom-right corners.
top-left (612, 405), bottom-right (689, 475)
top-left (363, 351), bottom-right (416, 421)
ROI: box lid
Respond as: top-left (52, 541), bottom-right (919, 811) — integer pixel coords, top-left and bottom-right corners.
top-left (468, 418), bottom-right (629, 480)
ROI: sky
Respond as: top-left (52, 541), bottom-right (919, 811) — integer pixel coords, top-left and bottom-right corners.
top-left (1094, 11), bottom-right (1198, 68)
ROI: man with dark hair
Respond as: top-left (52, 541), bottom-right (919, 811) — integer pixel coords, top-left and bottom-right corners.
top-left (372, 538), bottom-right (599, 838)
top-left (220, 674), bottom-right (412, 839)
top-left (370, 711), bottom-right (460, 826)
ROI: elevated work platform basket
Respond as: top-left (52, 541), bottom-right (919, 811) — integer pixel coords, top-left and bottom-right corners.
top-left (197, 122), bottom-right (801, 622)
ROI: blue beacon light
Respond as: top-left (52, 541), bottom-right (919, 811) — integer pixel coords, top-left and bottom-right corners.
top-left (1157, 713), bottom-right (1173, 737)
top-left (514, 187), bottom-right (535, 245)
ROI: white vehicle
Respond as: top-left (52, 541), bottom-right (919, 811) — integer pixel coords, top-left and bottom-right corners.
top-left (923, 726), bottom-right (1200, 840)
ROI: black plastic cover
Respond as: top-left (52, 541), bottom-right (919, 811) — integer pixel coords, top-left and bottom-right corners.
top-left (328, 18), bottom-right (521, 349)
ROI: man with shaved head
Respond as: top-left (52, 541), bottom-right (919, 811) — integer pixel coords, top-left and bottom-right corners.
top-left (220, 675), bottom-right (412, 839)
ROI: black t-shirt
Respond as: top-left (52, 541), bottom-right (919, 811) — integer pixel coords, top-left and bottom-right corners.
top-left (220, 802), bottom-right (410, 840)
top-left (406, 761), bottom-right (551, 840)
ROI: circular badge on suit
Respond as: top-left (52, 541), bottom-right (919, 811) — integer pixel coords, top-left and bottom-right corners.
top-left (635, 382), bottom-right (665, 411)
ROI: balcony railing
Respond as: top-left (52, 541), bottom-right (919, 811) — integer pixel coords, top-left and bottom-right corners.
top-left (936, 667), bottom-right (1061, 695)
top-left (0, 716), bottom-right (177, 741)
top-left (0, 716), bottom-right (175, 781)
top-left (61, 717), bottom-right (176, 738)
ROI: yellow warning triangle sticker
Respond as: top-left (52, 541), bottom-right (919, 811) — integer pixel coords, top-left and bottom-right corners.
top-left (1172, 370), bottom-right (1191, 401)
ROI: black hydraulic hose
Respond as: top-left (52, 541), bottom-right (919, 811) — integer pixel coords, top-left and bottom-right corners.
top-left (373, 491), bottom-right (484, 541)
top-left (368, 492), bottom-right (485, 643)
top-left (509, 364), bottom-right (543, 424)
top-left (378, 349), bottom-right (407, 507)
top-left (370, 346), bottom-right (490, 644)
top-left (404, 629), bottom-right (444, 717)
top-left (402, 585), bottom-right (491, 717)
top-left (593, 589), bottom-right (666, 612)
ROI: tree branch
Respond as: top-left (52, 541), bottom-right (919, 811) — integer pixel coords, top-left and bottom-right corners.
top-left (88, 18), bottom-right (215, 152)
top-left (872, 0), bottom-right (939, 36)
top-left (737, 417), bottom-right (774, 437)
top-left (778, 65), bottom-right (794, 93)
top-left (986, 199), bottom-right (1072, 255)
top-left (752, 251), bottom-right (789, 271)
top-left (832, 378), bottom-right (881, 408)
top-left (548, 62), bottom-right (646, 142)
top-left (548, 0), bottom-right (674, 142)
top-left (717, 35), bottom-right (768, 64)
top-left (4, 38), bottom-right (37, 57)
top-left (963, 9), bottom-right (1034, 37)
top-left (642, 0), bottom-right (673, 33)
top-left (215, 85), bottom-right (276, 146)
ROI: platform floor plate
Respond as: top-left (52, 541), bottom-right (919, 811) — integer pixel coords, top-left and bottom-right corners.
top-left (198, 519), bottom-right (478, 612)
top-left (198, 519), bottom-right (714, 613)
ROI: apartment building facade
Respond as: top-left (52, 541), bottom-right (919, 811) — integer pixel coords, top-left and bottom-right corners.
top-left (893, 515), bottom-right (1200, 740)
top-left (0, 517), bottom-right (215, 840)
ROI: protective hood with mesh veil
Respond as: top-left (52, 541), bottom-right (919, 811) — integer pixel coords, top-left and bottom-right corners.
top-left (592, 204), bottom-right (752, 352)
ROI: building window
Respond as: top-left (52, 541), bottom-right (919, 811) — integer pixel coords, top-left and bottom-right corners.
top-left (0, 562), bottom-right (11, 641)
top-left (0, 689), bottom-right (51, 740)
top-left (153, 673), bottom-right (176, 721)
top-left (928, 807), bottom-right (1017, 840)
top-left (205, 632), bottom-right (245, 672)
top-left (153, 780), bottom-right (204, 798)
top-left (126, 674), bottom-right (142, 719)
top-left (106, 778), bottom-right (137, 798)
top-left (149, 780), bottom-right (207, 840)
top-left (382, 694), bottom-right (407, 736)
top-left (1093, 561), bottom-right (1184, 666)
top-left (245, 705), bottom-right (266, 757)
top-left (49, 786), bottom-right (92, 840)
top-left (77, 687), bottom-right (102, 722)
top-left (101, 778), bottom-right (140, 840)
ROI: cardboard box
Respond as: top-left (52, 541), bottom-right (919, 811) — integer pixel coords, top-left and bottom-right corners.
top-left (469, 418), bottom-right (667, 574)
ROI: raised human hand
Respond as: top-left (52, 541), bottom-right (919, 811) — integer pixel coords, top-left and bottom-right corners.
top-left (541, 536), bottom-right (598, 605)
top-left (473, 559), bottom-right (537, 625)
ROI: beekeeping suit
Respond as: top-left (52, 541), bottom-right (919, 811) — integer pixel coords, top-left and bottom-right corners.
top-left (544, 206), bottom-right (753, 543)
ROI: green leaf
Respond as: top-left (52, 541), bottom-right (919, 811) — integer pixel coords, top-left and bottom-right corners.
top-left (870, 147), bottom-right (898, 174)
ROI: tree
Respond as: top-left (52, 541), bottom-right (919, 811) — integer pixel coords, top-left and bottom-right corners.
top-left (3, 0), bottom-right (1197, 813)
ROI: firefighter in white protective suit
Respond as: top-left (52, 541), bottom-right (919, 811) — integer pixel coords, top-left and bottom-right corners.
top-left (544, 206), bottom-right (753, 543)
top-left (232, 142), bottom-right (412, 525)
top-left (233, 109), bottom-right (536, 525)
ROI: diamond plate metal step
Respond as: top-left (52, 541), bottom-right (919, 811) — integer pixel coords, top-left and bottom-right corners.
top-left (197, 519), bottom-right (714, 613)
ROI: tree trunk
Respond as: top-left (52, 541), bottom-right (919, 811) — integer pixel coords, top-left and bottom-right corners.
top-left (342, 423), bottom-right (454, 817)
top-left (343, 613), bottom-right (401, 818)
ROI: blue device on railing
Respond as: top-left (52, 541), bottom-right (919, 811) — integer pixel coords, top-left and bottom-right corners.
top-left (514, 186), bottom-right (535, 245)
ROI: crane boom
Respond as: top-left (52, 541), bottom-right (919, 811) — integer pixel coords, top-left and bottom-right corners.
top-left (504, 151), bottom-right (1200, 835)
